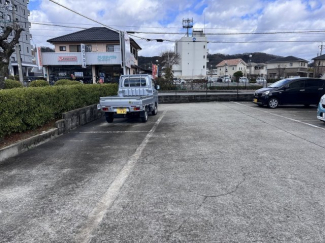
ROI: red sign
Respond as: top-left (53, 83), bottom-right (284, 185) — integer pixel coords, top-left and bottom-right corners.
top-left (152, 64), bottom-right (158, 79)
top-left (58, 56), bottom-right (77, 62)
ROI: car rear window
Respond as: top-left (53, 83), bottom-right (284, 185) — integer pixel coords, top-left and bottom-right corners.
top-left (124, 78), bottom-right (147, 87)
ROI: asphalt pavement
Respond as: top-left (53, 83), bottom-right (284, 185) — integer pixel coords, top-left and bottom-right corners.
top-left (1, 102), bottom-right (325, 242)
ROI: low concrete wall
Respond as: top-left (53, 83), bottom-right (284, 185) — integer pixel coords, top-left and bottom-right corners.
top-left (0, 128), bottom-right (59, 163)
top-left (158, 93), bottom-right (254, 103)
top-left (59, 104), bottom-right (103, 132)
top-left (0, 104), bottom-right (103, 163)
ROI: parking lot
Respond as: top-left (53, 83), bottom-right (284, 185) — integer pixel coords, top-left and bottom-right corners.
top-left (1, 102), bottom-right (325, 242)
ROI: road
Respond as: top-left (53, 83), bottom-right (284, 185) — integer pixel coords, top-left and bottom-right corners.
top-left (1, 102), bottom-right (325, 242)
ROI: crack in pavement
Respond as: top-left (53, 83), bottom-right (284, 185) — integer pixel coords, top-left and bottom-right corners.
top-left (197, 171), bottom-right (248, 210)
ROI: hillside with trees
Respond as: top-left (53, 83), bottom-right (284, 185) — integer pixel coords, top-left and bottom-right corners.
top-left (138, 52), bottom-right (282, 70)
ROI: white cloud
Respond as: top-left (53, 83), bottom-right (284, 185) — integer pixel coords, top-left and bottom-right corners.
top-left (29, 0), bottom-right (325, 61)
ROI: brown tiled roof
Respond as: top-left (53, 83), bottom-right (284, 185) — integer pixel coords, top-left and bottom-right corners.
top-left (216, 58), bottom-right (246, 67)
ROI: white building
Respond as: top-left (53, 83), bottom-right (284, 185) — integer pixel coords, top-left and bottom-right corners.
top-left (216, 59), bottom-right (247, 78)
top-left (172, 30), bottom-right (208, 79)
top-left (0, 0), bottom-right (35, 76)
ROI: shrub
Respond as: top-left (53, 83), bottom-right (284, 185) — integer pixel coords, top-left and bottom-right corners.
top-left (4, 79), bottom-right (23, 89)
top-left (29, 80), bottom-right (50, 87)
top-left (0, 83), bottom-right (118, 138)
top-left (54, 79), bottom-right (82, 86)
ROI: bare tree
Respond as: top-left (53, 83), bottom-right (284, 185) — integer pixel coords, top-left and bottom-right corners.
top-left (0, 24), bottom-right (24, 89)
top-left (160, 51), bottom-right (180, 68)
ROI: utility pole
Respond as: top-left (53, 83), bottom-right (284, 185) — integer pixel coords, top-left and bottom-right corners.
top-left (11, 0), bottom-right (23, 84)
top-left (319, 42), bottom-right (323, 56)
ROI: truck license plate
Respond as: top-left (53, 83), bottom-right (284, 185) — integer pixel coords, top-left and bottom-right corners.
top-left (253, 98), bottom-right (257, 103)
top-left (117, 108), bottom-right (127, 114)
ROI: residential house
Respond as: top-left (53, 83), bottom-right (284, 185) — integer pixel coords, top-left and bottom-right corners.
top-left (247, 62), bottom-right (267, 78)
top-left (312, 54), bottom-right (325, 78)
top-left (41, 27), bottom-right (141, 84)
top-left (172, 30), bottom-right (208, 79)
top-left (266, 56), bottom-right (309, 80)
top-left (216, 59), bottom-right (247, 78)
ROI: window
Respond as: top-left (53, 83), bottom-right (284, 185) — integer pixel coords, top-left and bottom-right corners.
top-left (106, 45), bottom-right (114, 52)
top-left (14, 5), bottom-right (17, 11)
top-left (305, 79), bottom-right (323, 88)
top-left (290, 63), bottom-right (293, 67)
top-left (203, 55), bottom-right (205, 59)
top-left (85, 44), bottom-right (92, 52)
top-left (69, 45), bottom-right (80, 52)
top-left (26, 35), bottom-right (27, 40)
top-left (203, 65), bottom-right (205, 69)
top-left (124, 78), bottom-right (147, 87)
top-left (289, 80), bottom-right (304, 89)
top-left (27, 47), bottom-right (29, 53)
top-left (59, 46), bottom-right (66, 51)
top-left (11, 57), bottom-right (15, 61)
top-left (7, 14), bottom-right (11, 22)
top-left (203, 45), bottom-right (205, 49)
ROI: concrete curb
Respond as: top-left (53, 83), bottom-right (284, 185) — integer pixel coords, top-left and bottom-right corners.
top-left (0, 128), bottom-right (59, 163)
top-left (0, 104), bottom-right (103, 163)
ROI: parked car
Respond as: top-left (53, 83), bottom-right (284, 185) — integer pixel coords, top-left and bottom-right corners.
top-left (253, 77), bottom-right (325, 108)
top-left (317, 94), bottom-right (325, 123)
top-left (256, 77), bottom-right (267, 84)
top-left (173, 78), bottom-right (186, 85)
top-left (239, 77), bottom-right (249, 83)
top-left (223, 77), bottom-right (231, 82)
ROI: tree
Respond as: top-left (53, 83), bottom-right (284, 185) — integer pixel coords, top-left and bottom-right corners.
top-left (0, 24), bottom-right (24, 89)
top-left (233, 71), bottom-right (243, 82)
top-left (160, 51), bottom-right (180, 69)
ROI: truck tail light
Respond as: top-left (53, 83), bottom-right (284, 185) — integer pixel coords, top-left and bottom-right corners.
top-left (102, 107), bottom-right (110, 111)
top-left (131, 106), bottom-right (140, 111)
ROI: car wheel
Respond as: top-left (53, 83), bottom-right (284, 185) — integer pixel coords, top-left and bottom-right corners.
top-left (151, 103), bottom-right (158, 115)
top-left (105, 113), bottom-right (114, 123)
top-left (141, 111), bottom-right (148, 122)
top-left (268, 98), bottom-right (279, 109)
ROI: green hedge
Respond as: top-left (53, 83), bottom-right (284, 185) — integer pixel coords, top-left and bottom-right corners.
top-left (0, 84), bottom-right (118, 138)
top-left (4, 79), bottom-right (23, 89)
top-left (54, 79), bottom-right (82, 86)
top-left (29, 80), bottom-right (50, 87)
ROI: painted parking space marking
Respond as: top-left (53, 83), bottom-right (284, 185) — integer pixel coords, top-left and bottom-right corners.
top-left (233, 102), bottom-right (325, 131)
top-left (75, 111), bottom-right (166, 243)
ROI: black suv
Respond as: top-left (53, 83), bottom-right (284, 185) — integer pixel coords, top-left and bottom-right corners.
top-left (253, 77), bottom-right (325, 108)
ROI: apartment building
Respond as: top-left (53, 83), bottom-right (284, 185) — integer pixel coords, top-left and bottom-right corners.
top-left (312, 54), bottom-right (325, 78)
top-left (0, 0), bottom-right (34, 76)
top-left (172, 30), bottom-right (208, 79)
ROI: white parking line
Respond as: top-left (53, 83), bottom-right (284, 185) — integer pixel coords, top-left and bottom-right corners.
top-left (233, 102), bottom-right (325, 131)
top-left (75, 131), bottom-right (148, 133)
top-left (75, 111), bottom-right (166, 243)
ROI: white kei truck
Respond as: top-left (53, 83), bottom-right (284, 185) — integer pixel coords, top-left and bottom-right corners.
top-left (99, 74), bottom-right (159, 123)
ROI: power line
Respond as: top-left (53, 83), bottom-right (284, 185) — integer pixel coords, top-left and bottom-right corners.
top-left (48, 0), bottom-right (119, 32)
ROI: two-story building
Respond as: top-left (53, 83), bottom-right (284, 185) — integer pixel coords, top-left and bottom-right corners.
top-left (247, 62), bottom-right (267, 78)
top-left (41, 27), bottom-right (141, 83)
top-left (312, 54), bottom-right (325, 78)
top-left (216, 59), bottom-right (247, 78)
top-left (266, 56), bottom-right (309, 80)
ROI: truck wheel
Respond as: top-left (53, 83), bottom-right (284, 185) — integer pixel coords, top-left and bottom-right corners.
top-left (152, 103), bottom-right (158, 115)
top-left (141, 111), bottom-right (148, 123)
top-left (105, 113), bottom-right (114, 123)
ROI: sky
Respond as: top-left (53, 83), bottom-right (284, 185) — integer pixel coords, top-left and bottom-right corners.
top-left (28, 0), bottom-right (325, 63)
